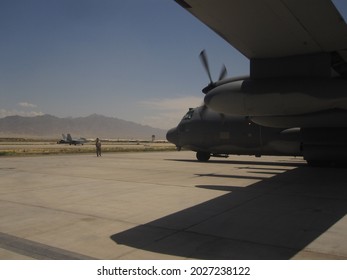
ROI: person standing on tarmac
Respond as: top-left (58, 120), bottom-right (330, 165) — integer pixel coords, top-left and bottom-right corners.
top-left (95, 138), bottom-right (102, 157)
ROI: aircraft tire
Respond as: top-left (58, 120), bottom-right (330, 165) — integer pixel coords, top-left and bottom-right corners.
top-left (196, 151), bottom-right (210, 162)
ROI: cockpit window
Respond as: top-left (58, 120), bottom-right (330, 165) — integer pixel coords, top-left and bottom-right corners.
top-left (182, 108), bottom-right (194, 120)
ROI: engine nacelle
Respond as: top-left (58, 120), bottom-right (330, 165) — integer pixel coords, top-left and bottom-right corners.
top-left (204, 78), bottom-right (347, 128)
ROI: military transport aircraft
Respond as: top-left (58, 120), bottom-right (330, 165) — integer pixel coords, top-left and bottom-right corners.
top-left (175, 0), bottom-right (347, 164)
top-left (167, 105), bottom-right (302, 162)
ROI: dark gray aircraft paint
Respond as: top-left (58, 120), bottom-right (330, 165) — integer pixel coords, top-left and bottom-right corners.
top-left (167, 106), bottom-right (302, 162)
top-left (174, 1), bottom-right (347, 165)
top-left (167, 106), bottom-right (347, 166)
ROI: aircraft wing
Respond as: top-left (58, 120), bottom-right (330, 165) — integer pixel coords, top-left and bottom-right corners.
top-left (175, 0), bottom-right (347, 63)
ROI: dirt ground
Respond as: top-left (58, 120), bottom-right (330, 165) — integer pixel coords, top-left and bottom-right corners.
top-left (0, 139), bottom-right (176, 156)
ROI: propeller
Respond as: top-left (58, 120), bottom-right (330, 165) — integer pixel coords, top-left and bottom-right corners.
top-left (218, 64), bottom-right (227, 81)
top-left (199, 50), bottom-right (228, 94)
top-left (199, 50), bottom-right (213, 84)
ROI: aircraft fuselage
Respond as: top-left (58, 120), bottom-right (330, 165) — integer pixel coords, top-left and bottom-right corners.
top-left (205, 78), bottom-right (347, 128)
top-left (167, 106), bottom-right (347, 165)
top-left (167, 106), bottom-right (302, 161)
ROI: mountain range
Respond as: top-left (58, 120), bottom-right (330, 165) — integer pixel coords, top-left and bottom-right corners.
top-left (0, 114), bottom-right (168, 140)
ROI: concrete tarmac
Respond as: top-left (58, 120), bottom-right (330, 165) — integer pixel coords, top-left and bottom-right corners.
top-left (0, 151), bottom-right (347, 259)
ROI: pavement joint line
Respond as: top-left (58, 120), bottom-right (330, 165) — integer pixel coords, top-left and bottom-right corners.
top-left (3, 169), bottom-right (201, 189)
top-left (0, 232), bottom-right (96, 260)
top-left (0, 198), bottom-right (141, 227)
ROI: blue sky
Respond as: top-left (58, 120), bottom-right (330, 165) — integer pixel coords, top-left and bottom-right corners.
top-left (0, 0), bottom-right (249, 129)
top-left (1, 0), bottom-right (346, 129)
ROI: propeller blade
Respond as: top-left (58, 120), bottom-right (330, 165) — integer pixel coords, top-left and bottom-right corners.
top-left (199, 50), bottom-right (213, 84)
top-left (218, 64), bottom-right (227, 81)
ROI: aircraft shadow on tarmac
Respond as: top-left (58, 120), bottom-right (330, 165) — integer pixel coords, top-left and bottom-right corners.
top-left (167, 158), bottom-right (306, 167)
top-left (111, 162), bottom-right (347, 259)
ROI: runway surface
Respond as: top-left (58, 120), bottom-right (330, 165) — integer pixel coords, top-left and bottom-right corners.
top-left (0, 151), bottom-right (346, 259)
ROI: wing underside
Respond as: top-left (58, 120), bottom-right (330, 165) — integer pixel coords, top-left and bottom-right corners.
top-left (176, 0), bottom-right (347, 77)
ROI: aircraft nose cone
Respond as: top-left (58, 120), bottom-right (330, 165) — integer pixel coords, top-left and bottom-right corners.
top-left (166, 127), bottom-right (179, 146)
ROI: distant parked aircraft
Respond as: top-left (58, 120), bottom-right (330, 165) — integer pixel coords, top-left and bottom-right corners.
top-left (57, 134), bottom-right (68, 144)
top-left (57, 133), bottom-right (87, 145)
